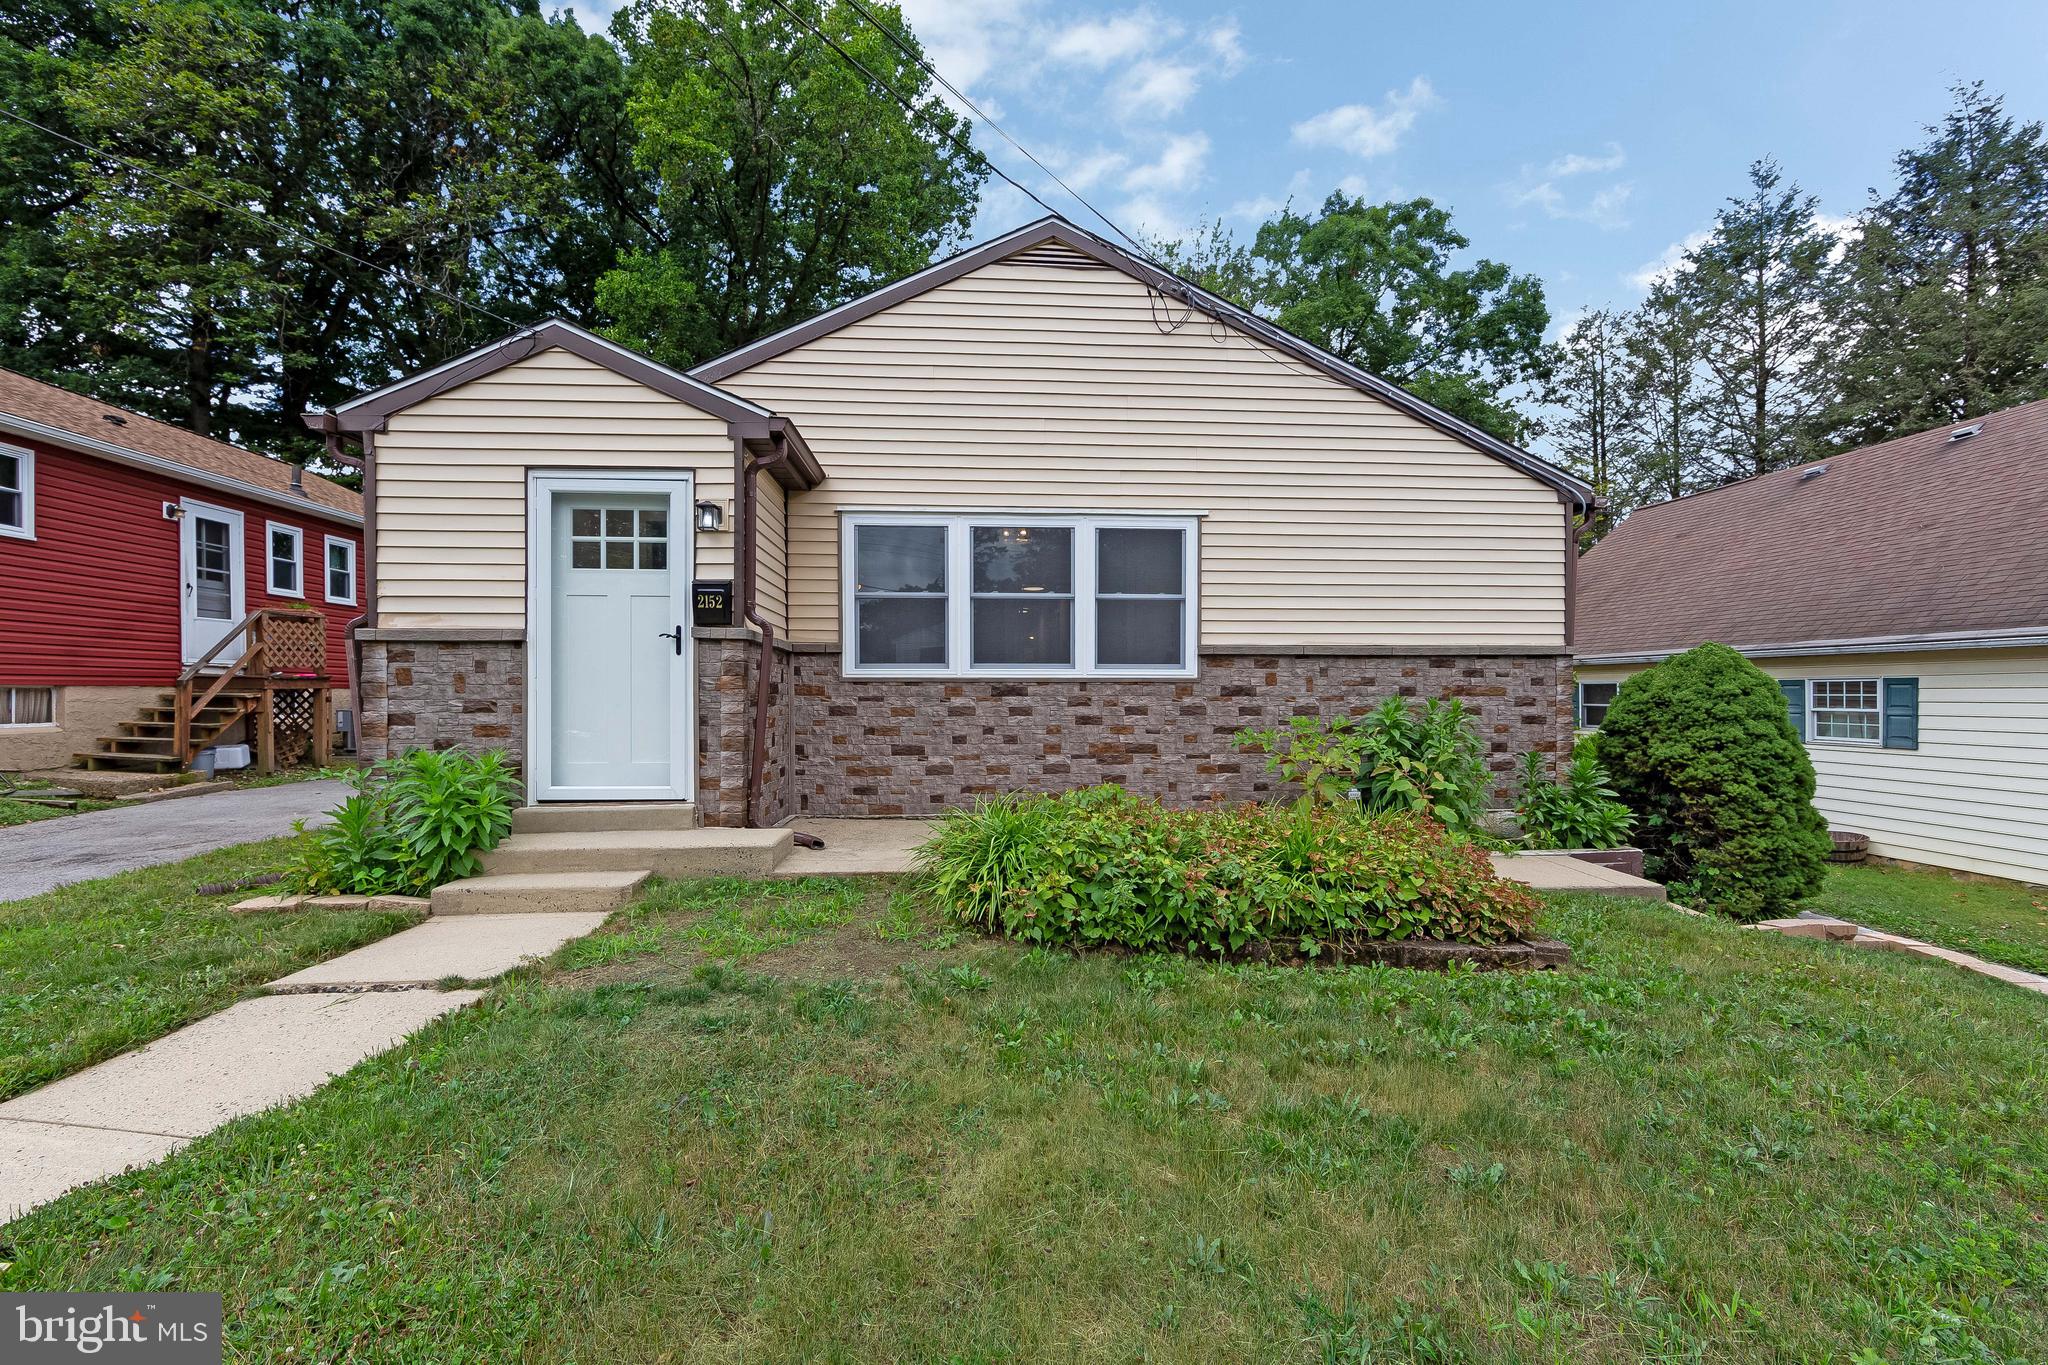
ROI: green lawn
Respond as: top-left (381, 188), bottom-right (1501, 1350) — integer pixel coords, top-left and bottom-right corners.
top-left (0, 839), bottom-right (420, 1099)
top-left (1811, 861), bottom-right (2048, 975)
top-left (6, 878), bottom-right (2046, 1361)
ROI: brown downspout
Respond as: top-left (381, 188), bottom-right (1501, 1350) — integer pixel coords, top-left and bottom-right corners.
top-left (736, 434), bottom-right (791, 828)
top-left (315, 416), bottom-right (374, 755)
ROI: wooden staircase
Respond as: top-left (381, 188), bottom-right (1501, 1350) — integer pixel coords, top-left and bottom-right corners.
top-left (74, 608), bottom-right (333, 775)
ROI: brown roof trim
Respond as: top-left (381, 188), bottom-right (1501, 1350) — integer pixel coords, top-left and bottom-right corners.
top-left (691, 216), bottom-right (1596, 509)
top-left (322, 318), bottom-right (776, 433)
top-left (738, 416), bottom-right (824, 490)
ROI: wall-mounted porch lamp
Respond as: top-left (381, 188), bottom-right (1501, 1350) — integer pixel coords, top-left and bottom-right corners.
top-left (695, 500), bottom-right (724, 532)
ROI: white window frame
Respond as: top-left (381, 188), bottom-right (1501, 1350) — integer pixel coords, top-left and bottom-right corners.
top-left (0, 442), bottom-right (33, 540)
top-left (0, 685), bottom-right (57, 728)
top-left (323, 534), bottom-right (358, 606)
top-left (840, 511), bottom-right (1200, 679)
top-left (1576, 681), bottom-right (1619, 729)
top-left (266, 521), bottom-right (304, 598)
top-left (1807, 677), bottom-right (1882, 745)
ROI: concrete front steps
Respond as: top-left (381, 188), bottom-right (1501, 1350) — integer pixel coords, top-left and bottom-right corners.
top-left (430, 802), bottom-right (793, 915)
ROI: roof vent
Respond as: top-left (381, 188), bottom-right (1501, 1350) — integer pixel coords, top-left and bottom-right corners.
top-left (1798, 464), bottom-right (1828, 482)
top-left (101, 413), bottom-right (126, 426)
top-left (1948, 423), bottom-right (1983, 442)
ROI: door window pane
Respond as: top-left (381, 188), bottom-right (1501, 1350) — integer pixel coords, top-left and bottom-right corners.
top-left (1096, 599), bottom-right (1182, 666)
top-left (569, 501), bottom-right (668, 573)
top-left (973, 598), bottom-right (1073, 667)
top-left (195, 518), bottom-right (232, 618)
top-left (858, 597), bottom-right (947, 666)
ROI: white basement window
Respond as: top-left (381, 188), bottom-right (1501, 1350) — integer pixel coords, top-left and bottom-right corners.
top-left (0, 686), bottom-right (55, 727)
top-left (1809, 678), bottom-right (1881, 743)
top-left (843, 513), bottom-right (1198, 678)
top-left (324, 535), bottom-right (357, 606)
top-left (267, 522), bottom-right (304, 597)
top-left (0, 443), bottom-right (32, 538)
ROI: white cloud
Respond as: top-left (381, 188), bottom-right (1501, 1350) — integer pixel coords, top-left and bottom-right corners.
top-left (895, 0), bottom-right (1041, 97)
top-left (1112, 59), bottom-right (1201, 120)
top-left (1508, 144), bottom-right (1632, 229)
top-left (1047, 9), bottom-right (1176, 68)
top-left (1202, 18), bottom-right (1247, 74)
top-left (1335, 173), bottom-right (1370, 199)
top-left (1229, 167), bottom-right (1312, 221)
top-left (1545, 144), bottom-right (1626, 178)
top-left (1116, 194), bottom-right (1187, 241)
top-left (1291, 76), bottom-right (1438, 158)
top-left (1123, 132), bottom-right (1210, 195)
top-left (1627, 228), bottom-right (1711, 290)
top-left (1058, 148), bottom-right (1131, 192)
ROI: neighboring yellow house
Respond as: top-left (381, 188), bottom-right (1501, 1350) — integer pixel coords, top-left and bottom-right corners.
top-left (313, 217), bottom-right (1596, 827)
top-left (1575, 402), bottom-right (2048, 885)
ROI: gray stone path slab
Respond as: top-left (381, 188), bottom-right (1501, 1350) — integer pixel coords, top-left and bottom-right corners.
top-left (0, 780), bottom-right (347, 902)
top-left (0, 987), bottom-right (479, 1222)
top-left (267, 912), bottom-right (608, 989)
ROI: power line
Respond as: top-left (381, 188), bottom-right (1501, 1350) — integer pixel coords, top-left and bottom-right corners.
top-left (834, 0), bottom-right (1152, 255)
top-left (0, 105), bottom-right (519, 331)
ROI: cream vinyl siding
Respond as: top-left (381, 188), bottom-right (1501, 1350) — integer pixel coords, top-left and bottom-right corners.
top-left (720, 256), bottom-right (1567, 649)
top-left (753, 468), bottom-right (788, 632)
top-left (373, 347), bottom-right (734, 629)
top-left (1578, 647), bottom-right (2048, 884)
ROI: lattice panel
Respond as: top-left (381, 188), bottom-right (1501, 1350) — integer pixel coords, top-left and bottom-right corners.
top-left (273, 688), bottom-right (316, 766)
top-left (267, 614), bottom-right (328, 676)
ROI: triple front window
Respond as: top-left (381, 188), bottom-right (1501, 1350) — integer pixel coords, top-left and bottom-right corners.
top-left (845, 514), bottom-right (1197, 677)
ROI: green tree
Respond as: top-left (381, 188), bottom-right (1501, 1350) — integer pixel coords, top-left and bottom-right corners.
top-left (1621, 280), bottom-right (1713, 503)
top-left (1242, 192), bottom-right (1551, 442)
top-left (1148, 216), bottom-right (1258, 305)
top-left (1829, 82), bottom-right (2048, 445)
top-left (1543, 307), bottom-right (1640, 536)
top-left (1680, 159), bottom-right (1846, 479)
top-left (595, 0), bottom-right (985, 369)
top-left (1597, 643), bottom-right (1831, 920)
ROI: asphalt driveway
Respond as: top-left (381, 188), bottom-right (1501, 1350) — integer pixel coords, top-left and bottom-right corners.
top-left (0, 781), bottom-right (346, 902)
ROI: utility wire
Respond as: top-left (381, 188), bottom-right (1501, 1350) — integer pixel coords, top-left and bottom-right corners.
top-left (833, 0), bottom-right (1152, 256)
top-left (0, 105), bottom-right (520, 331)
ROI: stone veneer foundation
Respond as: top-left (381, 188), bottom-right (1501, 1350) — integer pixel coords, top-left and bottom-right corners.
top-left (358, 633), bottom-right (1573, 826)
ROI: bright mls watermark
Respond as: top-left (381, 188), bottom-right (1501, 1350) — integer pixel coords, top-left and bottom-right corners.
top-left (4, 1294), bottom-right (220, 1363)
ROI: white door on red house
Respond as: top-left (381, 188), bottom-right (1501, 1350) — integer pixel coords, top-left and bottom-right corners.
top-left (179, 499), bottom-right (246, 664)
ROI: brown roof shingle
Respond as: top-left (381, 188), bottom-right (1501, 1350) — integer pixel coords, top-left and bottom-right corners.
top-left (0, 368), bottom-right (361, 521)
top-left (1575, 398), bottom-right (2048, 658)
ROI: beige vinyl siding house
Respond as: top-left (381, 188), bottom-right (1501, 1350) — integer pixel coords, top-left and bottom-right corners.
top-left (715, 247), bottom-right (1567, 650)
top-left (1577, 649), bottom-right (2048, 884)
top-left (321, 218), bottom-right (1594, 826)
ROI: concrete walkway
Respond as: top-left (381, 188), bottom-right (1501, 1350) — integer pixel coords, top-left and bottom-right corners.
top-left (0, 905), bottom-right (607, 1222)
top-left (1764, 913), bottom-right (2048, 996)
top-left (0, 779), bottom-right (348, 901)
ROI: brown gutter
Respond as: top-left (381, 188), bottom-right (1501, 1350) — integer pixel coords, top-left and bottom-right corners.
top-left (737, 432), bottom-right (796, 827)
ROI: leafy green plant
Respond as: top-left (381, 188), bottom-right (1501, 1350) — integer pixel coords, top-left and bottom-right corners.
top-left (285, 748), bottom-right (521, 895)
top-left (1515, 747), bottom-right (1635, 850)
top-left (918, 786), bottom-right (1539, 955)
top-left (1234, 715), bottom-right (1368, 810)
top-left (1354, 697), bottom-right (1490, 835)
top-left (1595, 643), bottom-right (1831, 920)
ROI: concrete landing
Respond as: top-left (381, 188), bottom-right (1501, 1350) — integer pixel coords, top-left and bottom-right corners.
top-left (774, 818), bottom-right (935, 877)
top-left (0, 988), bottom-right (480, 1221)
top-left (1490, 851), bottom-right (1667, 900)
top-left (269, 912), bottom-right (608, 988)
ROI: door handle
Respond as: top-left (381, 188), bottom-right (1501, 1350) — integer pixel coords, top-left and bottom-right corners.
top-left (658, 626), bottom-right (682, 655)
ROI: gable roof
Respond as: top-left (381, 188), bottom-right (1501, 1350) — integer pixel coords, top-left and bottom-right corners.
top-left (691, 215), bottom-right (1596, 508)
top-left (0, 366), bottom-right (361, 523)
top-left (327, 318), bottom-right (775, 432)
top-left (1576, 399), bottom-right (2048, 660)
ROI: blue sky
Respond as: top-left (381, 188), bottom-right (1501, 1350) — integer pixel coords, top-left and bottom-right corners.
top-left (580, 0), bottom-right (2048, 333)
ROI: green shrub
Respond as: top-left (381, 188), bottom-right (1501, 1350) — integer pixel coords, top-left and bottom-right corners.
top-left (1515, 746), bottom-right (1635, 850)
top-left (1595, 643), bottom-right (1831, 919)
top-left (1236, 697), bottom-right (1492, 836)
top-left (286, 748), bottom-right (521, 895)
top-left (918, 786), bottom-right (1539, 955)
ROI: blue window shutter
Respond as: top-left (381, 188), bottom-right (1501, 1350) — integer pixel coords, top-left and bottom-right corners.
top-left (1883, 677), bottom-right (1919, 750)
top-left (1779, 679), bottom-right (1807, 739)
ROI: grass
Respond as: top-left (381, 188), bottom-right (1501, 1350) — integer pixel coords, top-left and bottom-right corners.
top-left (7, 876), bottom-right (2048, 1361)
top-left (1810, 861), bottom-right (2048, 974)
top-left (0, 838), bottom-right (420, 1099)
top-left (0, 776), bottom-right (115, 826)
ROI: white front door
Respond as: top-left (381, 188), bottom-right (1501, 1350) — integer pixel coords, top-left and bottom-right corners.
top-left (527, 474), bottom-right (694, 801)
top-left (179, 499), bottom-right (246, 664)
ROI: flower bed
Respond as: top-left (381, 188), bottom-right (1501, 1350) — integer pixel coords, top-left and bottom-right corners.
top-left (918, 786), bottom-right (1542, 960)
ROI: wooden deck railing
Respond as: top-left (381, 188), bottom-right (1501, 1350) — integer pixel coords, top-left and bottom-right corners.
top-left (174, 608), bottom-right (334, 772)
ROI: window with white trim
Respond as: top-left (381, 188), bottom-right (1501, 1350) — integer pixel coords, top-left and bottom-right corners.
top-left (0, 444), bottom-right (31, 538)
top-left (1576, 681), bottom-right (1619, 728)
top-left (844, 513), bottom-right (1198, 677)
top-left (324, 535), bottom-right (357, 605)
top-left (0, 686), bottom-right (55, 727)
top-left (267, 523), bottom-right (303, 597)
top-left (1809, 678), bottom-right (1881, 743)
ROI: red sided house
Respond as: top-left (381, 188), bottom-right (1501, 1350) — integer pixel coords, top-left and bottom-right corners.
top-left (0, 368), bottom-right (364, 774)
